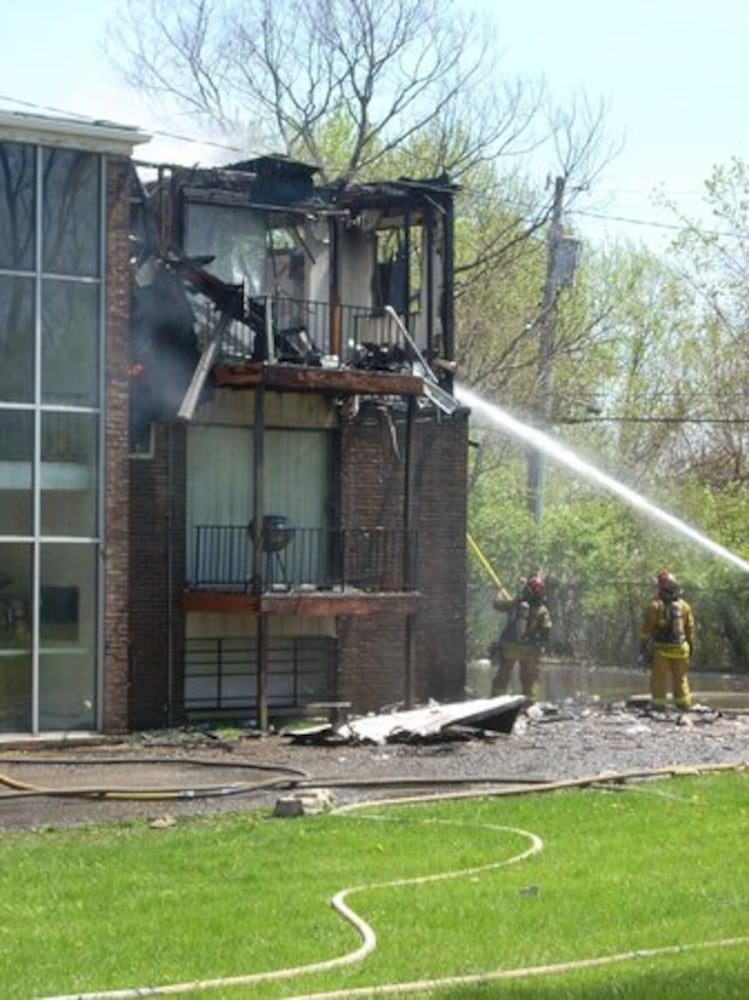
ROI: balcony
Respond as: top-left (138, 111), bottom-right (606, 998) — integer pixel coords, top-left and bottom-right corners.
top-left (175, 290), bottom-right (459, 421)
top-left (184, 524), bottom-right (422, 616)
top-left (212, 293), bottom-right (413, 369)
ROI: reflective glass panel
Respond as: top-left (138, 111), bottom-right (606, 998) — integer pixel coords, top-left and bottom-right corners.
top-left (41, 411), bottom-right (98, 537)
top-left (0, 410), bottom-right (33, 535)
top-left (0, 542), bottom-right (32, 732)
top-left (41, 279), bottom-right (99, 405)
top-left (0, 275), bottom-right (34, 403)
top-left (0, 141), bottom-right (35, 272)
top-left (39, 543), bottom-right (97, 731)
top-left (42, 149), bottom-right (100, 277)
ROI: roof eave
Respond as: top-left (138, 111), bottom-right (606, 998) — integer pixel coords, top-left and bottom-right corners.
top-left (0, 110), bottom-right (151, 156)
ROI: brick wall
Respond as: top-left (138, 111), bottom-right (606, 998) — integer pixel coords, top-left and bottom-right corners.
top-left (409, 412), bottom-right (468, 702)
top-left (339, 400), bottom-right (468, 712)
top-left (128, 424), bottom-right (187, 729)
top-left (120, 391), bottom-right (467, 726)
top-left (101, 157), bottom-right (133, 733)
top-left (337, 613), bottom-right (409, 709)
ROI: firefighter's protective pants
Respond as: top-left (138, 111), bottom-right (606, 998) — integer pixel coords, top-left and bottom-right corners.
top-left (491, 643), bottom-right (541, 702)
top-left (650, 651), bottom-right (691, 710)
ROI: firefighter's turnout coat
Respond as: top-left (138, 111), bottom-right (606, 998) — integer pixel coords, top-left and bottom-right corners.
top-left (489, 589), bottom-right (552, 701)
top-left (492, 592), bottom-right (552, 659)
top-left (640, 595), bottom-right (694, 661)
top-left (639, 592), bottom-right (695, 711)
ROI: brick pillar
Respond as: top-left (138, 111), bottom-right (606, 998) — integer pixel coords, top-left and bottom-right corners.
top-left (129, 424), bottom-right (187, 729)
top-left (101, 157), bottom-right (132, 733)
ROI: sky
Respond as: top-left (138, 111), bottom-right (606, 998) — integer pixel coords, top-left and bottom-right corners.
top-left (2, 0), bottom-right (749, 250)
top-left (487, 0), bottom-right (749, 246)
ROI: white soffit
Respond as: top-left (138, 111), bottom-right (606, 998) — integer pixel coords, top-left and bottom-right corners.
top-left (0, 110), bottom-right (150, 156)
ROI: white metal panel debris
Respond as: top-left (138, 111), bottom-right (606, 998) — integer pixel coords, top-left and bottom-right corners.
top-left (286, 695), bottom-right (526, 745)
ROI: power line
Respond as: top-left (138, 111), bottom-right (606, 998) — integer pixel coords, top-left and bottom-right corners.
top-left (1, 92), bottom-right (742, 235)
top-left (571, 208), bottom-right (744, 239)
top-left (573, 209), bottom-right (682, 231)
top-left (595, 187), bottom-right (706, 196)
top-left (559, 416), bottom-right (749, 425)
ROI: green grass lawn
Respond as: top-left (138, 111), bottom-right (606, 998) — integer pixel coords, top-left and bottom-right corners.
top-left (1, 771), bottom-right (748, 999)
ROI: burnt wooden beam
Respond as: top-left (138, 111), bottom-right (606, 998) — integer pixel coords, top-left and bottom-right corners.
top-left (183, 591), bottom-right (262, 614)
top-left (214, 363), bottom-right (426, 397)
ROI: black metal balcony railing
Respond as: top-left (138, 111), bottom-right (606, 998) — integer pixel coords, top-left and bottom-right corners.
top-left (190, 525), bottom-right (418, 593)
top-left (216, 294), bottom-right (409, 367)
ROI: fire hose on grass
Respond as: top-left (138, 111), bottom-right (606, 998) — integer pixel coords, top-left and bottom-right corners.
top-left (1, 756), bottom-right (746, 806)
top-left (34, 757), bottom-right (749, 1000)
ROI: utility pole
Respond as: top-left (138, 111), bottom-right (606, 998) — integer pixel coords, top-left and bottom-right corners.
top-left (527, 175), bottom-right (571, 522)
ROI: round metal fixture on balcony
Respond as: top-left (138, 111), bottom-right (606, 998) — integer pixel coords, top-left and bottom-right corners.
top-left (248, 515), bottom-right (294, 552)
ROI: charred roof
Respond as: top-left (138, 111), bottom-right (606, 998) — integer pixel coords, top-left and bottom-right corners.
top-left (162, 154), bottom-right (456, 221)
top-left (171, 154), bottom-right (319, 207)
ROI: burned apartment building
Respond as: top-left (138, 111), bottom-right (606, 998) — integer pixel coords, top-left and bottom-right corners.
top-left (0, 110), bottom-right (468, 736)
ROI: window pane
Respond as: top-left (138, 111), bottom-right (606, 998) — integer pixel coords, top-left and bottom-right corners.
top-left (0, 275), bottom-right (34, 402)
top-left (38, 542), bottom-right (96, 731)
top-left (42, 149), bottom-right (100, 276)
top-left (0, 542), bottom-right (32, 732)
top-left (0, 410), bottom-right (33, 535)
top-left (41, 279), bottom-right (99, 405)
top-left (185, 202), bottom-right (266, 291)
top-left (41, 411), bottom-right (98, 537)
top-left (0, 141), bottom-right (35, 272)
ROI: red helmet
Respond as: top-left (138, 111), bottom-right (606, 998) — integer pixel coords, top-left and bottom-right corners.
top-left (657, 569), bottom-right (678, 595)
top-left (525, 574), bottom-right (546, 598)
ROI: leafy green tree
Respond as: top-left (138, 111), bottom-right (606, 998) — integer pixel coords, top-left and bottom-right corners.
top-left (663, 159), bottom-right (749, 488)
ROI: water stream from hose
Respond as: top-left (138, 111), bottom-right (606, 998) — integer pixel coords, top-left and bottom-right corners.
top-left (456, 384), bottom-right (749, 576)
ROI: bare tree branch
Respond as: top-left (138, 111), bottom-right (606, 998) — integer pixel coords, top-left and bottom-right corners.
top-left (108, 0), bottom-right (611, 188)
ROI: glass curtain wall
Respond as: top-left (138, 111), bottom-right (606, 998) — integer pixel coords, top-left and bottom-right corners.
top-left (0, 140), bottom-right (102, 733)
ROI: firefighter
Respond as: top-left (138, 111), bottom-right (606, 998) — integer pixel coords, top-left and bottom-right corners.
top-left (639, 569), bottom-right (695, 711)
top-left (489, 574), bottom-right (552, 703)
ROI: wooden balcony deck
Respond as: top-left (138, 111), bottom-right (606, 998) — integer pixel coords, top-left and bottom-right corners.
top-left (213, 361), bottom-right (427, 397)
top-left (182, 586), bottom-right (422, 616)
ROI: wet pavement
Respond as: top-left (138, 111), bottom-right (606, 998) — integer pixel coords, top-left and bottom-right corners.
top-left (1, 699), bottom-right (748, 831)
